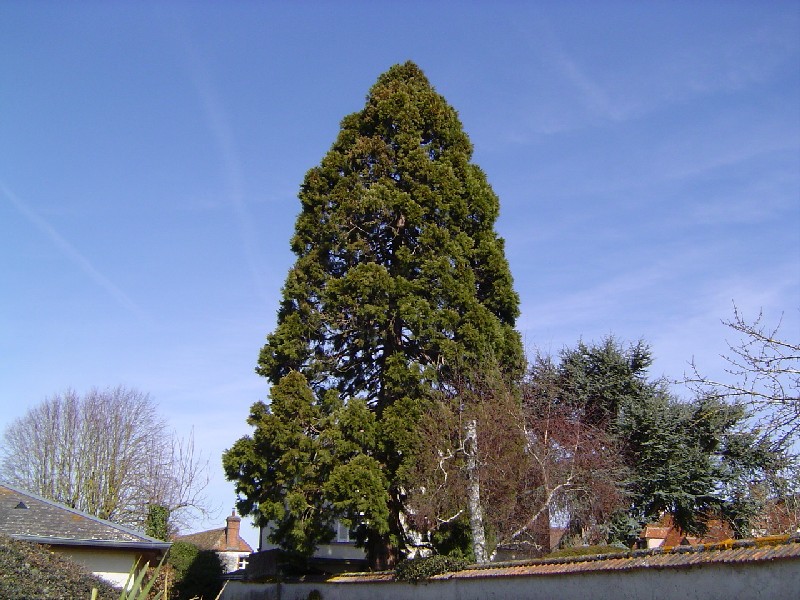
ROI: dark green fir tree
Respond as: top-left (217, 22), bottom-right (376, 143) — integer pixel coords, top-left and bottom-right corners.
top-left (224, 62), bottom-right (523, 568)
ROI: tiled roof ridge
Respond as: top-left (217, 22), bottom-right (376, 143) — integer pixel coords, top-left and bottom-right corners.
top-left (330, 534), bottom-right (800, 581)
top-left (175, 526), bottom-right (253, 553)
top-left (472, 533), bottom-right (800, 571)
top-left (0, 481), bottom-right (167, 545)
top-left (466, 533), bottom-right (800, 571)
top-left (177, 526), bottom-right (226, 538)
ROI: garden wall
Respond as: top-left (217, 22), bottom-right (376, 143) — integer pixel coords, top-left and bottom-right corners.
top-left (220, 553), bottom-right (799, 600)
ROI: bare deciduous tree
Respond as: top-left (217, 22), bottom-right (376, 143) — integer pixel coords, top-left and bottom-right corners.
top-left (749, 461), bottom-right (800, 535)
top-left (0, 386), bottom-right (212, 533)
top-left (406, 369), bottom-right (523, 562)
top-left (408, 361), bottom-right (626, 560)
top-left (685, 305), bottom-right (800, 446)
top-left (489, 357), bottom-right (627, 555)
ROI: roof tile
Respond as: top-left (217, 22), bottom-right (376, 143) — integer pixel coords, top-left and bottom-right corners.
top-left (328, 535), bottom-right (800, 584)
top-left (0, 483), bottom-right (169, 550)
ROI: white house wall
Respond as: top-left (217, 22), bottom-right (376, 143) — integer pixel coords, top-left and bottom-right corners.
top-left (259, 522), bottom-right (366, 561)
top-left (55, 547), bottom-right (140, 588)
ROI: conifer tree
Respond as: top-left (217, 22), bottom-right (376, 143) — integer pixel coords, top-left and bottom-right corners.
top-left (224, 62), bottom-right (522, 567)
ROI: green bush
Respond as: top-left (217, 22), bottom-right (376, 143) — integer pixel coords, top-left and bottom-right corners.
top-left (430, 519), bottom-right (475, 561)
top-left (0, 534), bottom-right (118, 600)
top-left (166, 541), bottom-right (223, 600)
top-left (394, 555), bottom-right (468, 583)
top-left (144, 505), bottom-right (171, 542)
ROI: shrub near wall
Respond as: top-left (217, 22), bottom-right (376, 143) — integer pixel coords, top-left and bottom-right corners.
top-left (0, 534), bottom-right (118, 600)
top-left (166, 541), bottom-right (223, 600)
top-left (394, 555), bottom-right (468, 583)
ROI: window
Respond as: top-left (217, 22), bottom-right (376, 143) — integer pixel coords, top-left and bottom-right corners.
top-left (335, 519), bottom-right (360, 543)
top-left (336, 520), bottom-right (351, 543)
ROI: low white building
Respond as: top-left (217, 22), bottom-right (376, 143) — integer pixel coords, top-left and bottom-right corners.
top-left (0, 483), bottom-right (170, 588)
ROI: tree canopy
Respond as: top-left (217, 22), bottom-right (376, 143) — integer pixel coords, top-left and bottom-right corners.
top-left (407, 342), bottom-right (636, 558)
top-left (543, 338), bottom-right (785, 542)
top-left (0, 386), bottom-right (211, 533)
top-left (224, 61), bottom-right (523, 567)
top-left (409, 337), bottom-right (789, 559)
top-left (224, 63), bottom-right (790, 567)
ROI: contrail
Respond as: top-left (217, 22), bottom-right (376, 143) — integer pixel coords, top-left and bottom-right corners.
top-left (162, 14), bottom-right (269, 303)
top-left (1, 181), bottom-right (150, 323)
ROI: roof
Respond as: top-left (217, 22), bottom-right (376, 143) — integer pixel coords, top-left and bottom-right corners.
top-left (0, 483), bottom-right (171, 551)
top-left (175, 527), bottom-right (253, 553)
top-left (328, 535), bottom-right (800, 583)
top-left (642, 526), bottom-right (671, 540)
top-left (640, 515), bottom-right (733, 548)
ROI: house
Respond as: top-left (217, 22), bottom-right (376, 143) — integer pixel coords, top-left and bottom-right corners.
top-left (638, 514), bottom-right (733, 549)
top-left (0, 482), bottom-right (171, 588)
top-left (175, 510), bottom-right (254, 573)
top-left (247, 519), bottom-right (367, 577)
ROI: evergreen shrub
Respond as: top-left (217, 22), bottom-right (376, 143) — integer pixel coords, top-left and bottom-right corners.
top-left (165, 541), bottom-right (222, 600)
top-left (394, 554), bottom-right (468, 582)
top-left (0, 534), bottom-right (118, 600)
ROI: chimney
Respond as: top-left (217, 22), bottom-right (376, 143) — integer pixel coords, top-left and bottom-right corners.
top-left (225, 509), bottom-right (241, 550)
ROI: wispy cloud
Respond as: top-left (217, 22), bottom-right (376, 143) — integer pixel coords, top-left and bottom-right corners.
top-left (1, 181), bottom-right (150, 323)
top-left (160, 12), bottom-right (269, 303)
top-left (541, 36), bottom-right (632, 123)
top-left (518, 242), bottom-right (799, 382)
top-left (496, 9), bottom-right (799, 147)
top-left (518, 257), bottom-right (677, 336)
top-left (650, 263), bottom-right (799, 383)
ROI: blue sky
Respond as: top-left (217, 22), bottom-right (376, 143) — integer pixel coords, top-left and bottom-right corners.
top-left (1, 2), bottom-right (798, 548)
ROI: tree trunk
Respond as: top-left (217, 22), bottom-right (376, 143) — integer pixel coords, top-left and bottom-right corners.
top-left (534, 505), bottom-right (551, 556)
top-left (465, 418), bottom-right (488, 563)
top-left (366, 532), bottom-right (396, 571)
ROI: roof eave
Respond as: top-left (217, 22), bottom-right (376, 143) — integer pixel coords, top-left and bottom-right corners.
top-left (11, 534), bottom-right (171, 551)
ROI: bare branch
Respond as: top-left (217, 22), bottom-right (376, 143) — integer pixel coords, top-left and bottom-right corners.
top-left (0, 387), bottom-right (213, 533)
top-left (683, 305), bottom-right (799, 446)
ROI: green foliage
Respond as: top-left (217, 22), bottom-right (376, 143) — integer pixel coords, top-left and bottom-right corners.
top-left (117, 556), bottom-right (164, 600)
top-left (225, 61), bottom-right (523, 565)
top-left (605, 511), bottom-right (644, 547)
top-left (619, 392), bottom-right (785, 536)
top-left (165, 541), bottom-right (197, 579)
top-left (223, 371), bottom-right (387, 555)
top-left (538, 336), bottom-right (786, 540)
top-left (394, 554), bottom-right (468, 582)
top-left (145, 505), bottom-right (170, 542)
top-left (166, 541), bottom-right (223, 600)
top-left (256, 61), bottom-right (522, 399)
top-left (430, 519), bottom-right (475, 561)
top-left (0, 534), bottom-right (118, 600)
top-left (554, 337), bottom-right (653, 428)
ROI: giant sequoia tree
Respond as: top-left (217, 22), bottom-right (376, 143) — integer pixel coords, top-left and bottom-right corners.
top-left (224, 62), bottom-right (522, 567)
